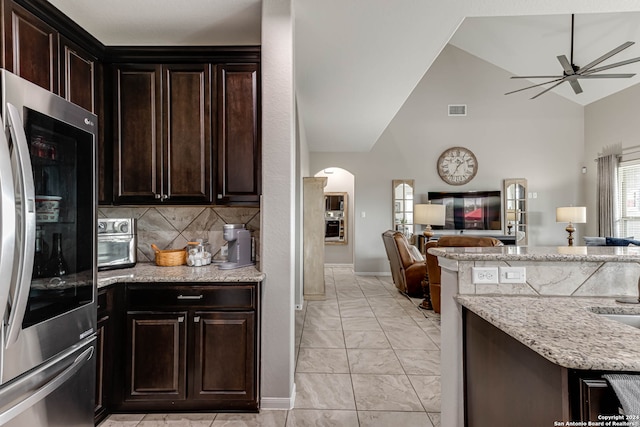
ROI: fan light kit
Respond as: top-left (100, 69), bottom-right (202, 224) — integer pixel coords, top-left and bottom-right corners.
top-left (506, 14), bottom-right (640, 99)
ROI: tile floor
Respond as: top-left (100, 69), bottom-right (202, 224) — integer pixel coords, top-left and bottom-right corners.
top-left (100, 267), bottom-right (441, 426)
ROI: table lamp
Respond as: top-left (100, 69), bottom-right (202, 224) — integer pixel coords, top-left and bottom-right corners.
top-left (556, 206), bottom-right (586, 247)
top-left (414, 203), bottom-right (446, 310)
top-left (414, 203), bottom-right (446, 242)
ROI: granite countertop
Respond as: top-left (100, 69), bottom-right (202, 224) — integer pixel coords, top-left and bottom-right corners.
top-left (428, 245), bottom-right (640, 262)
top-left (456, 295), bottom-right (640, 371)
top-left (98, 262), bottom-right (265, 288)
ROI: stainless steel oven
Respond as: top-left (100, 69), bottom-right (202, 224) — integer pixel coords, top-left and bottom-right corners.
top-left (97, 218), bottom-right (137, 270)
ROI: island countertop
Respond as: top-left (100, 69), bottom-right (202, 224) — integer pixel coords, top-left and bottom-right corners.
top-left (98, 262), bottom-right (265, 288)
top-left (456, 295), bottom-right (640, 371)
top-left (428, 245), bottom-right (640, 262)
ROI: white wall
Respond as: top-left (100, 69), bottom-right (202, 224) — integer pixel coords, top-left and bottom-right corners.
top-left (260, 0), bottom-right (296, 408)
top-left (584, 81), bottom-right (640, 237)
top-left (311, 44), bottom-right (585, 274)
top-left (314, 168), bottom-right (355, 265)
top-left (295, 99), bottom-right (309, 309)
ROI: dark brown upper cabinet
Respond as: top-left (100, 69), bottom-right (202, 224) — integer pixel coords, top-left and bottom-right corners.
top-left (217, 63), bottom-right (261, 204)
top-left (3, 0), bottom-right (58, 92)
top-left (113, 63), bottom-right (212, 204)
top-left (60, 36), bottom-right (95, 113)
top-left (0, 1), bottom-right (261, 207)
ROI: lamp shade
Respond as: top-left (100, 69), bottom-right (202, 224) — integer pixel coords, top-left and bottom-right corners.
top-left (506, 210), bottom-right (517, 222)
top-left (414, 203), bottom-right (446, 226)
top-left (556, 206), bottom-right (586, 224)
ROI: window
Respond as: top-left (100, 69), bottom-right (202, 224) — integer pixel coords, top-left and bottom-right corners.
top-left (392, 179), bottom-right (414, 236)
top-left (617, 160), bottom-right (640, 237)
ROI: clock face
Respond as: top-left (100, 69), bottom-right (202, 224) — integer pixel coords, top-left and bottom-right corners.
top-left (437, 147), bottom-right (478, 185)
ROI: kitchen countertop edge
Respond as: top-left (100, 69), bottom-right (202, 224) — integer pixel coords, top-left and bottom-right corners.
top-left (98, 263), bottom-right (265, 288)
top-left (428, 245), bottom-right (640, 262)
top-left (456, 295), bottom-right (640, 372)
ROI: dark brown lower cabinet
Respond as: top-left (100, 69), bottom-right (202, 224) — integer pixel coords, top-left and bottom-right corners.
top-left (464, 309), bottom-right (624, 427)
top-left (125, 311), bottom-right (188, 402)
top-left (192, 311), bottom-right (256, 402)
top-left (111, 282), bottom-right (260, 413)
top-left (95, 286), bottom-right (116, 425)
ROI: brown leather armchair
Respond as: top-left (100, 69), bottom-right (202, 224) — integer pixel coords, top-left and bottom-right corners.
top-left (381, 230), bottom-right (426, 297)
top-left (425, 236), bottom-right (503, 313)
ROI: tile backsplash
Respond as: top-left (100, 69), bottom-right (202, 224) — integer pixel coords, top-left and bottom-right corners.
top-left (99, 206), bottom-right (260, 265)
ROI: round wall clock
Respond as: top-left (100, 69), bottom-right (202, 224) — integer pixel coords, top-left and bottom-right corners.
top-left (437, 146), bottom-right (478, 185)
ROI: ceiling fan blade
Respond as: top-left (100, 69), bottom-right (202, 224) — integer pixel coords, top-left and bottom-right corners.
top-left (557, 55), bottom-right (575, 75)
top-left (582, 56), bottom-right (640, 75)
top-left (530, 80), bottom-right (566, 99)
top-left (569, 79), bottom-right (583, 94)
top-left (579, 41), bottom-right (634, 72)
top-left (504, 78), bottom-right (564, 96)
top-left (578, 73), bottom-right (635, 78)
top-left (510, 75), bottom-right (564, 79)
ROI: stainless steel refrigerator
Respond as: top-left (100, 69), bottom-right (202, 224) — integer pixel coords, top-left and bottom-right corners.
top-left (0, 69), bottom-right (97, 426)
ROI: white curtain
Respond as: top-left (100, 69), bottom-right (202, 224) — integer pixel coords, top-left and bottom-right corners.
top-left (597, 145), bottom-right (620, 236)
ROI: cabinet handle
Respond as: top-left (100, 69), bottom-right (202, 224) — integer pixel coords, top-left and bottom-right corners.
top-left (194, 316), bottom-right (200, 323)
top-left (177, 295), bottom-right (204, 300)
top-left (162, 194), bottom-right (169, 201)
top-left (178, 316), bottom-right (184, 323)
top-left (154, 193), bottom-right (161, 199)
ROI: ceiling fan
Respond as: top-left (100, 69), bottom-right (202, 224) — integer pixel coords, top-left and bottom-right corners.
top-left (505, 14), bottom-right (640, 99)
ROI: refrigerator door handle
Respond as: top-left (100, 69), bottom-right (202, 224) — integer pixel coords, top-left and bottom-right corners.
top-left (0, 113), bottom-right (16, 325)
top-left (5, 103), bottom-right (36, 348)
top-left (0, 345), bottom-right (94, 426)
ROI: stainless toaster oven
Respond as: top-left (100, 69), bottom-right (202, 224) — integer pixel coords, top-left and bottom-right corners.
top-left (97, 218), bottom-right (137, 270)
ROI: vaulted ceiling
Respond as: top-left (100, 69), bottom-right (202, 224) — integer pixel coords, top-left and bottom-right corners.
top-left (451, 13), bottom-right (640, 106)
top-left (47, 1), bottom-right (640, 152)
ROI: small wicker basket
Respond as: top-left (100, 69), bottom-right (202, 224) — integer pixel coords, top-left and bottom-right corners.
top-left (151, 244), bottom-right (186, 266)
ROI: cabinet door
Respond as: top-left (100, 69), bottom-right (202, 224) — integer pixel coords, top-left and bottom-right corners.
top-left (163, 64), bottom-right (212, 203)
top-left (217, 63), bottom-right (260, 204)
top-left (125, 311), bottom-right (187, 402)
top-left (95, 287), bottom-right (114, 423)
top-left (192, 311), bottom-right (256, 402)
top-left (113, 64), bottom-right (163, 203)
top-left (60, 36), bottom-right (95, 112)
top-left (95, 311), bottom-right (109, 420)
top-left (3, 0), bottom-right (58, 92)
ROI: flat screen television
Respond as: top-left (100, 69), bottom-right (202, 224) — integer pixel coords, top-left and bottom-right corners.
top-left (427, 191), bottom-right (501, 231)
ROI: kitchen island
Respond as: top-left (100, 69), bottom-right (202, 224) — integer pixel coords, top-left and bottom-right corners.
top-left (427, 246), bottom-right (640, 427)
top-left (95, 263), bottom-right (265, 421)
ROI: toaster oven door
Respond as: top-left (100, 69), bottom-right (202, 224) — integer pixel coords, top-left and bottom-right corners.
top-left (97, 236), bottom-right (136, 270)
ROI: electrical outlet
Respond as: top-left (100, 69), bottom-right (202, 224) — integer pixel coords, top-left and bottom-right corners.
top-left (499, 266), bottom-right (526, 284)
top-left (472, 267), bottom-right (499, 284)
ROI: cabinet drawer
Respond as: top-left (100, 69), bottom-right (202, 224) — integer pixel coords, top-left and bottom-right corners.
top-left (126, 284), bottom-right (256, 310)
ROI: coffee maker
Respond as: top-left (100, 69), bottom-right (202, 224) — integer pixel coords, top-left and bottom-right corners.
top-left (219, 224), bottom-right (254, 270)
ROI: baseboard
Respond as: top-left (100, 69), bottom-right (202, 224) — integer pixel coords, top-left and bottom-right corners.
top-left (324, 263), bottom-right (354, 268)
top-left (355, 272), bottom-right (391, 276)
top-left (260, 383), bottom-right (296, 410)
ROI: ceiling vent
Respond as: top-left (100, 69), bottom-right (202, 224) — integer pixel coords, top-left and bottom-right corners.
top-left (448, 104), bottom-right (467, 116)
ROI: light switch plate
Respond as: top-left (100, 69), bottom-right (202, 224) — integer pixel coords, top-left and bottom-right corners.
top-left (472, 267), bottom-right (499, 284)
top-left (499, 266), bottom-right (526, 284)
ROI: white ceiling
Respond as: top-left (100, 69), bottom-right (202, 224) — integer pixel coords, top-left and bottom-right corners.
top-left (46, 1), bottom-right (640, 152)
top-left (47, 0), bottom-right (261, 45)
